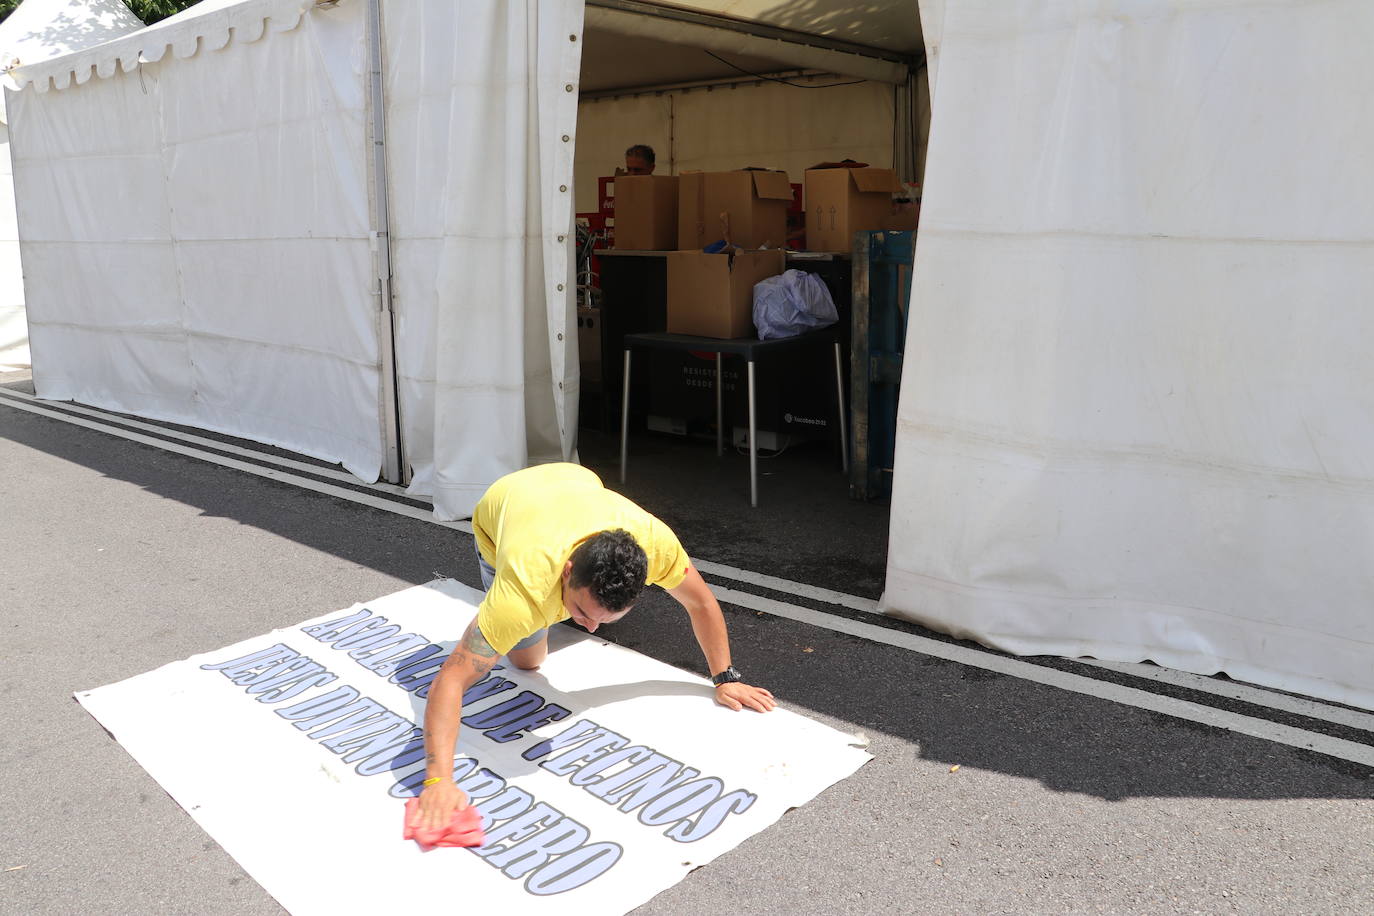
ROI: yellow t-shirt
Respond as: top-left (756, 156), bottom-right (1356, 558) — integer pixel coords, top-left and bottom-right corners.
top-left (472, 463), bottom-right (692, 654)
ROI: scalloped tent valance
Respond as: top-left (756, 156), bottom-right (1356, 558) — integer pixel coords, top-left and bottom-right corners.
top-left (6, 0), bottom-right (317, 93)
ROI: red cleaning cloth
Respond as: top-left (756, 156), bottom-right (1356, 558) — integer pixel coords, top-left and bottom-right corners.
top-left (403, 797), bottom-right (486, 850)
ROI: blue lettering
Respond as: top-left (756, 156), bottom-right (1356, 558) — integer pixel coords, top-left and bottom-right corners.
top-left (304, 700), bottom-right (389, 740)
top-left (254, 670), bottom-right (337, 704)
top-left (274, 686), bottom-right (360, 726)
top-left (199, 644), bottom-right (296, 678)
top-left (333, 717), bottom-right (418, 762)
top-left (540, 731), bottom-right (629, 776)
top-left (585, 753), bottom-right (700, 814)
top-left (352, 635), bottom-right (432, 673)
top-left (476, 803), bottom-right (562, 867)
top-left (665, 789), bottom-right (756, 843)
top-left (524, 843), bottom-right (622, 896)
top-left (462, 676), bottom-right (517, 706)
top-left (455, 767), bottom-right (507, 802)
top-left (569, 747), bottom-right (650, 786)
top-left (382, 645), bottom-right (446, 681)
top-left (482, 703), bottom-right (570, 744)
top-left (333, 620), bottom-right (401, 651)
top-left (474, 786), bottom-right (533, 832)
top-left (462, 691), bottom-right (543, 730)
top-left (486, 814), bottom-right (590, 878)
top-left (319, 709), bottom-right (410, 754)
top-left (300, 609), bottom-right (372, 641)
top-left (358, 736), bottom-right (424, 777)
top-left (521, 718), bottom-right (606, 762)
top-left (637, 777), bottom-right (723, 827)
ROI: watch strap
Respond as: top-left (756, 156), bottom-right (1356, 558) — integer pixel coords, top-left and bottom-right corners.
top-left (711, 666), bottom-right (743, 686)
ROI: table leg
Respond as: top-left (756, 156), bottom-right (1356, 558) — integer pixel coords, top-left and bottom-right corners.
top-left (834, 340), bottom-right (849, 474)
top-left (716, 351), bottom-right (724, 457)
top-left (748, 358), bottom-right (757, 508)
top-left (620, 348), bottom-right (631, 484)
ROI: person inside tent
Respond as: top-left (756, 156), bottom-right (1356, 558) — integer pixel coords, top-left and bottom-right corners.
top-left (623, 143), bottom-right (656, 175)
top-left (409, 462), bottom-right (774, 831)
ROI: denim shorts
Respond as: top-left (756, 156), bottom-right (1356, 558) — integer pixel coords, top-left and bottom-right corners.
top-left (474, 540), bottom-right (547, 652)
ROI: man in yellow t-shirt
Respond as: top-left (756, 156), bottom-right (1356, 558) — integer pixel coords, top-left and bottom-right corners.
top-left (411, 463), bottom-right (775, 832)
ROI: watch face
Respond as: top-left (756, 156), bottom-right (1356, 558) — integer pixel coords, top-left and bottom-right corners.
top-left (715, 667), bottom-right (742, 685)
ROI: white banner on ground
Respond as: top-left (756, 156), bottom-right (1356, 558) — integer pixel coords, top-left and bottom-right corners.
top-left (77, 580), bottom-right (870, 915)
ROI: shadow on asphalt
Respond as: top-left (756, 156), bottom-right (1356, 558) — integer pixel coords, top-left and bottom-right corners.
top-left (4, 382), bottom-right (1370, 803)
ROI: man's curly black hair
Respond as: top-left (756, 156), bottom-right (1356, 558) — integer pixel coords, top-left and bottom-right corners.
top-left (568, 529), bottom-right (648, 612)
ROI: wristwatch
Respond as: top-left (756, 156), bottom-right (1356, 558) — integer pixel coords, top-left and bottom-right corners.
top-left (711, 666), bottom-right (743, 687)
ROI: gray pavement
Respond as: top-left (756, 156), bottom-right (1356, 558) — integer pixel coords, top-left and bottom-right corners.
top-left (2, 381), bottom-right (1372, 915)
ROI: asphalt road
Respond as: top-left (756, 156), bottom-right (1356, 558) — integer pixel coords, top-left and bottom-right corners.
top-left (2, 379), bottom-right (1372, 915)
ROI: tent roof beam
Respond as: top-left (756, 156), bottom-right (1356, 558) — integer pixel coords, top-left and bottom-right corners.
top-left (586, 0), bottom-right (923, 71)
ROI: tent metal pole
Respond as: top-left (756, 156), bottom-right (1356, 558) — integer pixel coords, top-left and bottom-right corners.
top-left (365, 0), bottom-right (406, 486)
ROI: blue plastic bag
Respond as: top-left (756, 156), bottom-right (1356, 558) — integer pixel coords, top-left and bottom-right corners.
top-left (752, 270), bottom-right (839, 340)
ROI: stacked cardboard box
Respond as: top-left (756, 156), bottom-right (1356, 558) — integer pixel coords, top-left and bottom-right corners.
top-left (613, 175), bottom-right (679, 250)
top-left (677, 169), bottom-right (793, 251)
top-left (803, 166), bottom-right (903, 252)
top-left (667, 249), bottom-right (786, 339)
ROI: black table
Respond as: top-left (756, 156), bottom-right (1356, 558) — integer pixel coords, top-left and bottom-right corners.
top-left (620, 328), bottom-right (848, 507)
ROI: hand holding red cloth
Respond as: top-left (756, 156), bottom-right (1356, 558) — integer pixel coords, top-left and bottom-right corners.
top-left (403, 797), bottom-right (486, 850)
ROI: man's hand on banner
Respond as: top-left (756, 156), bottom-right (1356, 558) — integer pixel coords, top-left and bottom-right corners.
top-left (412, 779), bottom-right (470, 832)
top-left (715, 681), bottom-right (776, 713)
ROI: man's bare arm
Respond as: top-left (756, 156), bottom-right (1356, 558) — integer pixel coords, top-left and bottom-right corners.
top-left (666, 566), bottom-right (776, 713)
top-left (411, 618), bottom-right (500, 831)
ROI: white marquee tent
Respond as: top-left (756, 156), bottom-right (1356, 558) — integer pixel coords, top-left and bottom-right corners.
top-left (8, 0), bottom-right (1371, 713)
top-left (888, 0), bottom-right (1374, 711)
top-left (7, 0), bottom-right (582, 503)
top-left (0, 0), bottom-right (144, 370)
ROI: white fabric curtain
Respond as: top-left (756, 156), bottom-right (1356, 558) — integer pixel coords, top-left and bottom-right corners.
top-left (0, 124), bottom-right (26, 370)
top-left (0, 0), bottom-right (149, 371)
top-left (889, 0), bottom-right (1374, 710)
top-left (7, 2), bottom-right (384, 479)
top-left (384, 0), bottom-right (581, 520)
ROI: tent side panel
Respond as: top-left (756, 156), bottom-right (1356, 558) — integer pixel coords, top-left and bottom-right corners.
top-left (8, 3), bottom-right (384, 480)
top-left (385, 0), bottom-right (582, 518)
top-left (0, 125), bottom-right (30, 370)
top-left (9, 71), bottom-right (191, 409)
top-left (886, 1), bottom-right (1374, 709)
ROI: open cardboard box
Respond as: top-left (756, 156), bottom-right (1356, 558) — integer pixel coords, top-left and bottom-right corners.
top-left (667, 249), bottom-right (786, 339)
top-left (678, 170), bottom-right (792, 251)
top-left (804, 166), bottom-right (903, 251)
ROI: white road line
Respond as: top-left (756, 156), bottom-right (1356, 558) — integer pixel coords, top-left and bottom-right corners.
top-left (5, 387), bottom-right (1372, 766)
top-left (0, 392), bottom-right (475, 536)
top-left (711, 585), bottom-right (1374, 769)
top-left (1077, 658), bottom-right (1374, 734)
top-left (0, 387), bottom-right (414, 499)
top-left (694, 558), bottom-right (880, 615)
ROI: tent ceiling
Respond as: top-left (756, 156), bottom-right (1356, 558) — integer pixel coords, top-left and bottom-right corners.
top-left (658, 0), bottom-right (923, 55)
top-left (581, 0), bottom-right (921, 94)
top-left (581, 27), bottom-right (820, 93)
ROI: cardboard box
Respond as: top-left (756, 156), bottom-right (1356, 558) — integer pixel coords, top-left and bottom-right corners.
top-left (883, 202), bottom-right (920, 232)
top-left (804, 167), bottom-right (903, 251)
top-left (678, 170), bottom-right (793, 251)
top-left (667, 249), bottom-right (786, 339)
top-left (613, 175), bottom-right (679, 250)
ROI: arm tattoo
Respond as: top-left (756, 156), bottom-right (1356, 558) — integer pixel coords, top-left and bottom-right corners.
top-left (462, 622), bottom-right (499, 659)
